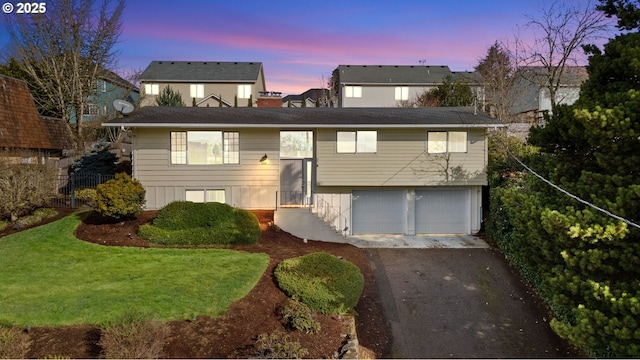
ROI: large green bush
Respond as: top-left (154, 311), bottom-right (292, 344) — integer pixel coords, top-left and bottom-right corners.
top-left (274, 252), bottom-right (364, 315)
top-left (95, 173), bottom-right (145, 220)
top-left (138, 201), bottom-right (261, 245)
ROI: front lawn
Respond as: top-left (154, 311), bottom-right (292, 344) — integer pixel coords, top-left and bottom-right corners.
top-left (0, 213), bottom-right (269, 327)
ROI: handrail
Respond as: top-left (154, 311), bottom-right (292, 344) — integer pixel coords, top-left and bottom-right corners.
top-left (311, 194), bottom-right (349, 237)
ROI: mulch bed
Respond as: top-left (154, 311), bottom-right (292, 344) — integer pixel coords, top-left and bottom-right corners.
top-left (11, 209), bottom-right (392, 358)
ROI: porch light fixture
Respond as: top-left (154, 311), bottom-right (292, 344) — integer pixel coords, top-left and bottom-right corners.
top-left (259, 154), bottom-right (268, 163)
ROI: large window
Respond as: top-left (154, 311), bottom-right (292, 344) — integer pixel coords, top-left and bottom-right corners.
top-left (427, 131), bottom-right (467, 153)
top-left (190, 84), bottom-right (204, 98)
top-left (170, 131), bottom-right (240, 165)
top-left (186, 189), bottom-right (225, 203)
top-left (144, 83), bottom-right (159, 95)
top-left (337, 131), bottom-right (377, 153)
top-left (280, 131), bottom-right (313, 158)
top-left (395, 86), bottom-right (409, 101)
top-left (237, 84), bottom-right (252, 99)
top-left (344, 85), bottom-right (362, 98)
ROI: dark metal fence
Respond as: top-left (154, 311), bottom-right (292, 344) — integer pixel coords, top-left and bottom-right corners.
top-left (47, 173), bottom-right (115, 208)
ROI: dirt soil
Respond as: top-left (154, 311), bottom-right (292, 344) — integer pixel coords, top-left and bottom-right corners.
top-left (15, 209), bottom-right (393, 359)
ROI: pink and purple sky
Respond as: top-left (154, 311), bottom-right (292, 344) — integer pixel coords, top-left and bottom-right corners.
top-left (0, 0), bottom-right (616, 96)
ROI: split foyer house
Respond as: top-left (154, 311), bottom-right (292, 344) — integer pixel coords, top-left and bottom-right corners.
top-left (104, 106), bottom-right (502, 236)
top-left (139, 61), bottom-right (266, 107)
top-left (0, 75), bottom-right (75, 166)
top-left (331, 65), bottom-right (484, 108)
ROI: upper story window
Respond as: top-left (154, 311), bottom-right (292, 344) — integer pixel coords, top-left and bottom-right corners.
top-left (190, 84), bottom-right (204, 98)
top-left (144, 83), bottom-right (159, 95)
top-left (344, 86), bottom-right (362, 98)
top-left (395, 86), bottom-right (409, 101)
top-left (237, 84), bottom-right (252, 99)
top-left (427, 131), bottom-right (467, 153)
top-left (170, 131), bottom-right (240, 165)
top-left (83, 103), bottom-right (99, 116)
top-left (337, 131), bottom-right (377, 153)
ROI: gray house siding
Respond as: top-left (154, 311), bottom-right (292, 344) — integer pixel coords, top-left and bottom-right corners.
top-left (133, 127), bottom-right (279, 210)
top-left (315, 128), bottom-right (488, 187)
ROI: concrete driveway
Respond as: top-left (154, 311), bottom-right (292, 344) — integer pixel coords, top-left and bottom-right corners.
top-left (366, 248), bottom-right (578, 358)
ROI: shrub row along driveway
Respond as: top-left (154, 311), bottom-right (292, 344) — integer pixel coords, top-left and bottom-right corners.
top-left (366, 248), bottom-right (579, 358)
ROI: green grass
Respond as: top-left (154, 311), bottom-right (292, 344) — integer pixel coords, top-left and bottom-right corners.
top-left (0, 213), bottom-right (269, 327)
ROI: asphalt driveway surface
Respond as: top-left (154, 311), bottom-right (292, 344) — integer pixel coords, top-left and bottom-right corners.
top-left (366, 248), bottom-right (578, 358)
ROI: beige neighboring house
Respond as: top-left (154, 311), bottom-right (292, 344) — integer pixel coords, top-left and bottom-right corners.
top-left (139, 61), bottom-right (266, 107)
top-left (0, 75), bottom-right (75, 166)
top-left (330, 65), bottom-right (485, 108)
top-left (104, 107), bottom-right (503, 236)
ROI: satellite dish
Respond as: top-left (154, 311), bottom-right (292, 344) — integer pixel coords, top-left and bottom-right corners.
top-left (113, 99), bottom-right (134, 115)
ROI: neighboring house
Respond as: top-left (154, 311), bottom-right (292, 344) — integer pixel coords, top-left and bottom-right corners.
top-left (103, 107), bottom-right (502, 236)
top-left (510, 66), bottom-right (588, 123)
top-left (81, 69), bottom-right (140, 123)
top-left (282, 88), bottom-right (330, 107)
top-left (139, 61), bottom-right (266, 107)
top-left (330, 65), bottom-right (485, 108)
top-left (0, 75), bottom-right (75, 166)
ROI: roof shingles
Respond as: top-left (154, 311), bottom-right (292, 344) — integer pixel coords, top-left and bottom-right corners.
top-left (0, 75), bottom-right (74, 150)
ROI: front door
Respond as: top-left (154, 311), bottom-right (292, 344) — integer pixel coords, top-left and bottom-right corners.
top-left (280, 159), bottom-right (313, 206)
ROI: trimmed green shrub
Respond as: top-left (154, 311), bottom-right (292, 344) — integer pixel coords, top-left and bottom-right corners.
top-left (138, 201), bottom-right (261, 245)
top-left (95, 173), bottom-right (145, 220)
top-left (275, 252), bottom-right (364, 315)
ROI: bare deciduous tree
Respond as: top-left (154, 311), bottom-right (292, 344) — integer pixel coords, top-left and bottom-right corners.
top-left (6, 0), bottom-right (125, 141)
top-left (516, 0), bottom-right (610, 111)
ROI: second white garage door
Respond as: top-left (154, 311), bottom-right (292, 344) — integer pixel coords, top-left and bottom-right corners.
top-left (415, 189), bottom-right (470, 234)
top-left (352, 190), bottom-right (405, 234)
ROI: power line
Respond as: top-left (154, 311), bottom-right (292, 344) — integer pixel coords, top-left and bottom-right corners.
top-left (499, 140), bottom-right (640, 230)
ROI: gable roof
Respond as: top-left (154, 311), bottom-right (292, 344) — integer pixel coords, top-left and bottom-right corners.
top-left (139, 61), bottom-right (263, 83)
top-left (103, 106), bottom-right (504, 129)
top-left (99, 68), bottom-right (139, 92)
top-left (0, 75), bottom-right (75, 150)
top-left (336, 65), bottom-right (458, 85)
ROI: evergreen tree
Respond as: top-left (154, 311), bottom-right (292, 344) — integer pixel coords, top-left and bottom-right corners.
top-left (509, 18), bottom-right (640, 357)
top-left (155, 86), bottom-right (185, 106)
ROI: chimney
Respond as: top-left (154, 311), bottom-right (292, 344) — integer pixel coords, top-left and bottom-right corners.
top-left (257, 91), bottom-right (282, 107)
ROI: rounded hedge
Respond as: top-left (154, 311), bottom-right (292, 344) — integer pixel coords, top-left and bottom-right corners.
top-left (95, 173), bottom-right (145, 220)
top-left (274, 252), bottom-right (364, 315)
top-left (138, 201), bottom-right (261, 245)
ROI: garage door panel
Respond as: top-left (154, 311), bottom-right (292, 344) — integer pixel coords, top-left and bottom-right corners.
top-left (353, 190), bottom-right (405, 234)
top-left (416, 189), bottom-right (469, 234)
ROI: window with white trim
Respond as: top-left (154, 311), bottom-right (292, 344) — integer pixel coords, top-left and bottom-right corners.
top-left (427, 131), bottom-right (467, 153)
top-left (395, 86), bottom-right (409, 101)
top-left (83, 103), bottom-right (99, 116)
top-left (185, 189), bottom-right (226, 203)
top-left (337, 131), bottom-right (377, 153)
top-left (190, 84), bottom-right (204, 98)
top-left (144, 83), bottom-right (159, 95)
top-left (344, 85), bottom-right (362, 98)
top-left (237, 84), bottom-right (252, 99)
top-left (170, 131), bottom-right (240, 165)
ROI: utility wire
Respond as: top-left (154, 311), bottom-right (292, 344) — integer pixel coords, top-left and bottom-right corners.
top-left (500, 140), bottom-right (640, 230)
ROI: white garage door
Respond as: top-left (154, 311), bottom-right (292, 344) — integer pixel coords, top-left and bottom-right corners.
top-left (352, 190), bottom-right (405, 234)
top-left (416, 189), bottom-right (469, 234)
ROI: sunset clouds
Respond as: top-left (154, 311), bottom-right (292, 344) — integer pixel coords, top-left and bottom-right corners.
top-left (0, 0), bottom-right (610, 95)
